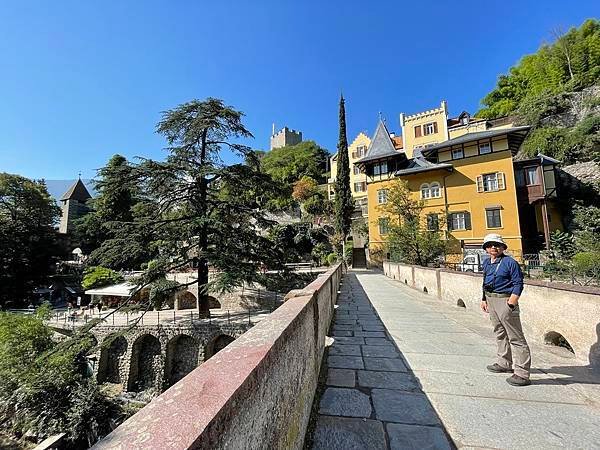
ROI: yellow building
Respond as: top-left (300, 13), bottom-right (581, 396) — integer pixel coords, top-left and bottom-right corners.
top-left (328, 132), bottom-right (371, 215)
top-left (358, 107), bottom-right (562, 265)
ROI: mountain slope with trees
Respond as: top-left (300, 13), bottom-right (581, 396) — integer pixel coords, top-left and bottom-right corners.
top-left (477, 19), bottom-right (600, 164)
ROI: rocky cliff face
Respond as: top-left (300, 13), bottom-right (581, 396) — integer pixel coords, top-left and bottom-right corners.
top-left (540, 85), bottom-right (600, 129)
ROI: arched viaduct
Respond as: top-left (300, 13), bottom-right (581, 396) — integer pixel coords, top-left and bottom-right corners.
top-left (90, 322), bottom-right (250, 395)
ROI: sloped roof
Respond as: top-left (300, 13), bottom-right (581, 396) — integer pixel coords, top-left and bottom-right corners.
top-left (422, 126), bottom-right (531, 156)
top-left (395, 157), bottom-right (453, 176)
top-left (355, 120), bottom-right (403, 164)
top-left (85, 282), bottom-right (137, 297)
top-left (60, 178), bottom-right (92, 202)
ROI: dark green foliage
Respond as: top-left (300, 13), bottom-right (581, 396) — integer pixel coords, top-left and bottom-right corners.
top-left (311, 242), bottom-right (332, 266)
top-left (572, 252), bottom-right (600, 280)
top-left (268, 223), bottom-right (330, 262)
top-left (261, 141), bottom-right (329, 185)
top-left (100, 98), bottom-right (283, 314)
top-left (0, 307), bottom-right (119, 447)
top-left (81, 266), bottom-right (124, 291)
top-left (326, 253), bottom-right (338, 265)
top-left (77, 155), bottom-right (156, 269)
top-left (549, 230), bottom-right (576, 259)
top-left (333, 95), bottom-right (353, 244)
top-left (0, 174), bottom-right (64, 308)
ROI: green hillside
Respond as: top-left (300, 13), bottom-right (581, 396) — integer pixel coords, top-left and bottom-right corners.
top-left (477, 19), bottom-right (600, 163)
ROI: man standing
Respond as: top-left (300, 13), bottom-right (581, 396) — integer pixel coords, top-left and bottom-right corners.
top-left (480, 233), bottom-right (531, 386)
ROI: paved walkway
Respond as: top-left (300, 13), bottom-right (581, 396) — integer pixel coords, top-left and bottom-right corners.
top-left (312, 270), bottom-right (600, 450)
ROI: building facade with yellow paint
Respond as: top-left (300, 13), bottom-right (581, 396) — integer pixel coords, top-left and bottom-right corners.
top-left (356, 102), bottom-right (562, 264)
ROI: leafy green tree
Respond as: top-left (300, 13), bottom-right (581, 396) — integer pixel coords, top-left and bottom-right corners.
top-left (103, 98), bottom-right (281, 315)
top-left (0, 306), bottom-right (119, 448)
top-left (0, 174), bottom-right (63, 308)
top-left (333, 94), bottom-right (353, 256)
top-left (261, 141), bottom-right (329, 185)
top-left (379, 179), bottom-right (447, 266)
top-left (81, 266), bottom-right (125, 291)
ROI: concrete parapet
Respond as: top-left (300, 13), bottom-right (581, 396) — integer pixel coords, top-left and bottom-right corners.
top-left (93, 263), bottom-right (343, 450)
top-left (383, 261), bottom-right (600, 367)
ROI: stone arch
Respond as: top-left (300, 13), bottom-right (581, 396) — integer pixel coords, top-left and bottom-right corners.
top-left (177, 291), bottom-right (197, 310)
top-left (97, 335), bottom-right (128, 384)
top-left (128, 334), bottom-right (162, 392)
top-left (457, 299), bottom-right (466, 308)
top-left (205, 334), bottom-right (235, 360)
top-left (207, 296), bottom-right (221, 309)
top-left (544, 331), bottom-right (574, 354)
top-left (164, 334), bottom-right (199, 388)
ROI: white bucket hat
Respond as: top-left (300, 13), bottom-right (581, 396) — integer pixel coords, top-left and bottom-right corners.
top-left (482, 233), bottom-right (507, 249)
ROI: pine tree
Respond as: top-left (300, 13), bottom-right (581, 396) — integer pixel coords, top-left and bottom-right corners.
top-left (333, 94), bottom-right (353, 257)
top-left (110, 98), bottom-right (281, 315)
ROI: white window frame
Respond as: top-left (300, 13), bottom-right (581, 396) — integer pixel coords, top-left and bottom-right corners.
top-left (479, 142), bottom-right (491, 154)
top-left (426, 214), bottom-right (439, 231)
top-left (525, 167), bottom-right (539, 185)
top-left (380, 161), bottom-right (388, 174)
top-left (430, 182), bottom-right (441, 198)
top-left (452, 148), bottom-right (464, 159)
top-left (378, 217), bottom-right (390, 235)
top-left (450, 212), bottom-right (466, 230)
top-left (424, 122), bottom-right (436, 135)
top-left (377, 189), bottom-right (388, 204)
top-left (353, 165), bottom-right (361, 175)
top-left (420, 183), bottom-right (431, 199)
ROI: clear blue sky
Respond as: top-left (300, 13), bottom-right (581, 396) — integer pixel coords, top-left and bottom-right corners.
top-left (1, 1), bottom-right (598, 180)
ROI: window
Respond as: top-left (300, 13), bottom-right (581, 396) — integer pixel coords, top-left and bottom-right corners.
top-left (377, 189), bottom-right (388, 204)
top-left (486, 208), bottom-right (502, 228)
top-left (354, 181), bottom-right (367, 192)
top-left (373, 161), bottom-right (388, 176)
top-left (357, 146), bottom-right (366, 157)
top-left (448, 212), bottom-right (471, 230)
top-left (420, 182), bottom-right (441, 199)
top-left (414, 125), bottom-right (422, 138)
top-left (452, 148), bottom-right (464, 159)
top-left (525, 167), bottom-right (539, 185)
top-left (426, 214), bottom-right (439, 231)
top-left (353, 166), bottom-right (361, 175)
top-left (476, 172), bottom-right (505, 192)
top-left (353, 182), bottom-right (366, 192)
top-left (423, 122), bottom-right (438, 136)
top-left (378, 217), bottom-right (390, 235)
top-left (515, 169), bottom-right (526, 187)
top-left (479, 142), bottom-right (491, 154)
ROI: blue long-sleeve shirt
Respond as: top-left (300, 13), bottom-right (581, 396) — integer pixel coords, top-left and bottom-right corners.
top-left (482, 254), bottom-right (524, 298)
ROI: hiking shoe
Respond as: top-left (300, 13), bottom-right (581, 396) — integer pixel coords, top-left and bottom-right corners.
top-left (506, 374), bottom-right (531, 386)
top-left (486, 363), bottom-right (513, 373)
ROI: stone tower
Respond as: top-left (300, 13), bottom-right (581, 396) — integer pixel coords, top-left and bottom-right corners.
top-left (59, 178), bottom-right (92, 234)
top-left (270, 125), bottom-right (302, 150)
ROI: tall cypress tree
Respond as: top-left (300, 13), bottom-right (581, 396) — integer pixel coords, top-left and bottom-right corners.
top-left (333, 94), bottom-right (353, 254)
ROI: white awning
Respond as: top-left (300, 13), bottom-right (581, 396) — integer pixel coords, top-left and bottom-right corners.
top-left (85, 282), bottom-right (137, 297)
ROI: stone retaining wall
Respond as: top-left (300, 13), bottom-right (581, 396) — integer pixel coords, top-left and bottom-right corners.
top-left (93, 263), bottom-right (343, 450)
top-left (384, 261), bottom-right (600, 366)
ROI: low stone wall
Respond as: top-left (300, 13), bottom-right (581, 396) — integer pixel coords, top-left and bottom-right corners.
top-left (384, 261), bottom-right (600, 366)
top-left (93, 263), bottom-right (343, 450)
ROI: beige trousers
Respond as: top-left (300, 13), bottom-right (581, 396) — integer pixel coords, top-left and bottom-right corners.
top-left (487, 296), bottom-right (531, 379)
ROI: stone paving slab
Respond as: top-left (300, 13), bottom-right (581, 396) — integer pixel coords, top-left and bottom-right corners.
top-left (312, 416), bottom-right (386, 450)
top-left (326, 369), bottom-right (355, 387)
top-left (354, 270), bottom-right (600, 450)
top-left (387, 423), bottom-right (452, 450)
top-left (372, 389), bottom-right (442, 425)
top-left (319, 387), bottom-right (372, 417)
top-left (312, 272), bottom-right (452, 450)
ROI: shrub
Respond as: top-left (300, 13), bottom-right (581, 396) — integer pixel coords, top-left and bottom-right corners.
top-left (572, 252), bottom-right (600, 279)
top-left (326, 253), bottom-right (338, 265)
top-left (82, 266), bottom-right (124, 291)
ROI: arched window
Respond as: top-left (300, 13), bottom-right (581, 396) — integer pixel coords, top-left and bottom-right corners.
top-left (420, 183), bottom-right (430, 199)
top-left (430, 182), bottom-right (441, 198)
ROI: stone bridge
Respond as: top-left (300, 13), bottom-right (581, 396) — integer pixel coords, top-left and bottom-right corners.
top-left (90, 321), bottom-right (251, 395)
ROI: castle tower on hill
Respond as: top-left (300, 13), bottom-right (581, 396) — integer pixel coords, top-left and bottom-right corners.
top-left (59, 178), bottom-right (92, 234)
top-left (270, 124), bottom-right (302, 150)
